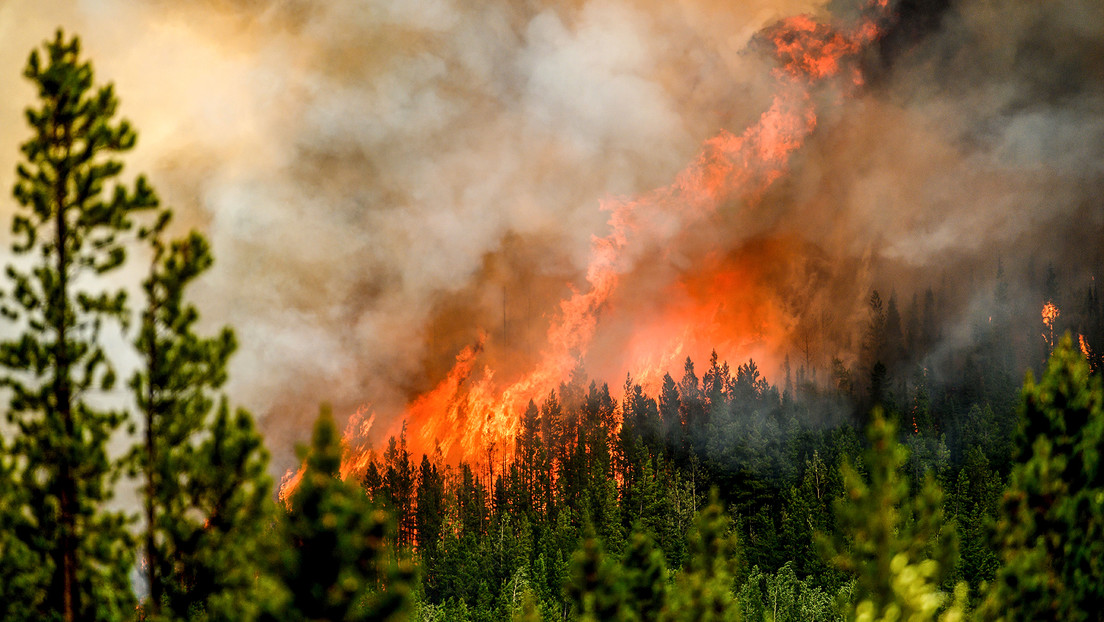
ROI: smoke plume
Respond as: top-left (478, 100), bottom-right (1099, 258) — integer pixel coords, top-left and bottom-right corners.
top-left (1, 0), bottom-right (1101, 473)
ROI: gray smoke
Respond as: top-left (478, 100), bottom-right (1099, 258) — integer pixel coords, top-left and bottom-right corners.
top-left (1, 0), bottom-right (1101, 475)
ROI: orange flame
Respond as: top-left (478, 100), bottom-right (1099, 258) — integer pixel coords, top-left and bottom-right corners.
top-left (277, 404), bottom-right (378, 505)
top-left (339, 405), bottom-right (377, 481)
top-left (1042, 300), bottom-right (1060, 351)
top-left (1079, 333), bottom-right (1094, 371)
top-left (1042, 301), bottom-right (1060, 327)
top-left (282, 2), bottom-right (893, 490)
top-left (277, 465), bottom-right (303, 507)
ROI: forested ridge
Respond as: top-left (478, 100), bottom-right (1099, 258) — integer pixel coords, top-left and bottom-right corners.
top-left (2, 30), bottom-right (1103, 622)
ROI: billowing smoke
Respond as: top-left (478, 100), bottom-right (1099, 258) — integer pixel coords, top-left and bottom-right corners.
top-left (764, 0), bottom-right (1104, 372)
top-left (1, 0), bottom-right (1101, 474)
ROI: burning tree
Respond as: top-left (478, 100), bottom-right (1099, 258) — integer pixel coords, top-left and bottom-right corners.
top-left (275, 405), bottom-right (412, 622)
top-left (0, 30), bottom-right (157, 621)
top-left (1042, 301), bottom-right (1060, 354)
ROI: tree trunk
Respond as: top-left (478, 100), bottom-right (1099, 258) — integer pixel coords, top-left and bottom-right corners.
top-left (54, 109), bottom-right (79, 622)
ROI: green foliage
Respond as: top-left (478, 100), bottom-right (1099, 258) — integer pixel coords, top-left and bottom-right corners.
top-left (664, 491), bottom-right (742, 622)
top-left (1, 44), bottom-right (1091, 615)
top-left (738, 562), bottom-right (841, 622)
top-left (621, 527), bottom-right (669, 622)
top-left (981, 335), bottom-right (1104, 621)
top-left (0, 29), bottom-right (157, 621)
top-left (946, 447), bottom-right (1000, 595)
top-left (277, 406), bottom-right (414, 622)
top-left (130, 207), bottom-right (279, 620)
top-left (819, 411), bottom-right (962, 621)
top-left (567, 525), bottom-right (630, 622)
top-left (510, 591), bottom-right (544, 622)
top-left (0, 436), bottom-right (47, 620)
top-left (848, 556), bottom-right (967, 622)
top-left (172, 403), bottom-right (283, 621)
top-left (778, 451), bottom-right (840, 586)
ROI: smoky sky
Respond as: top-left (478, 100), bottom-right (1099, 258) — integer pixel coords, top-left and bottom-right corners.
top-left (1, 0), bottom-right (1101, 473)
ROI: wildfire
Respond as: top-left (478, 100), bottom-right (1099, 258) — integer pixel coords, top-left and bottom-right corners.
top-left (278, 404), bottom-right (378, 506)
top-left (1042, 300), bottom-right (1060, 351)
top-left (279, 0), bottom-right (892, 499)
top-left (600, 242), bottom-right (797, 393)
top-left (277, 466), bottom-right (303, 507)
top-left (390, 3), bottom-right (885, 464)
top-left (1079, 333), bottom-right (1094, 370)
top-left (1042, 301), bottom-right (1060, 327)
top-left (339, 405), bottom-right (377, 481)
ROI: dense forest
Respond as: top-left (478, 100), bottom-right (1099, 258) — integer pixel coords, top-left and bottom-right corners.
top-left (1, 29), bottom-right (1103, 622)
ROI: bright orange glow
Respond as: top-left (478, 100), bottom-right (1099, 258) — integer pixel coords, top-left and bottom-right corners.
top-left (602, 242), bottom-right (798, 394)
top-left (275, 1), bottom-right (893, 494)
top-left (1042, 300), bottom-right (1060, 351)
top-left (277, 405), bottom-right (377, 505)
top-left (379, 3), bottom-right (887, 468)
top-left (339, 405), bottom-right (377, 482)
top-left (277, 465), bottom-right (303, 507)
top-left (1080, 333), bottom-right (1094, 370)
top-left (1042, 301), bottom-right (1060, 327)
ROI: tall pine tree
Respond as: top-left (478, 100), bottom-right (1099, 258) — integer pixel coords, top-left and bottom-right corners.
top-left (819, 411), bottom-right (965, 621)
top-left (982, 335), bottom-right (1104, 620)
top-left (0, 30), bottom-right (157, 621)
top-left (131, 210), bottom-right (278, 619)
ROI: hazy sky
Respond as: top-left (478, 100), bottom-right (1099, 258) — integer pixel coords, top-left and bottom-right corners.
top-left (1, 0), bottom-right (1101, 471)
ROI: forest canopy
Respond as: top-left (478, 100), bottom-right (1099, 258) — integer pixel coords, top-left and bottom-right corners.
top-left (0, 23), bottom-right (1102, 622)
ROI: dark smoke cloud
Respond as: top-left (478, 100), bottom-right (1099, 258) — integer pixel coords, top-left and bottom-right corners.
top-left (766, 0), bottom-right (1104, 363)
top-left (1, 0), bottom-right (1101, 474)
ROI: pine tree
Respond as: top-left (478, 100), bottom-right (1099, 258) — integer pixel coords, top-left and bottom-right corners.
top-left (566, 525), bottom-right (629, 622)
top-left (679, 358), bottom-right (705, 435)
top-left (416, 454), bottom-right (446, 597)
top-left (182, 402), bottom-right (284, 620)
top-left (130, 209), bottom-right (276, 619)
top-left (819, 411), bottom-right (965, 621)
top-left (658, 373), bottom-right (683, 459)
top-left (278, 405), bottom-right (413, 622)
top-left (947, 448), bottom-right (1000, 596)
top-left (0, 30), bottom-right (158, 621)
top-left (382, 427), bottom-right (416, 549)
top-left (0, 435), bottom-right (46, 620)
top-left (621, 527), bottom-right (669, 622)
top-left (516, 399), bottom-right (542, 514)
top-left (663, 490), bottom-right (742, 622)
top-left (981, 335), bottom-right (1104, 620)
